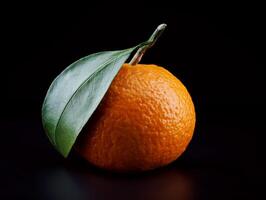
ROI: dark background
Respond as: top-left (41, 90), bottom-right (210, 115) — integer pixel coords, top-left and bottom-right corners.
top-left (1, 6), bottom-right (265, 199)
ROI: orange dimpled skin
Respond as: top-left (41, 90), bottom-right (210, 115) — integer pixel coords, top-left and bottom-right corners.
top-left (76, 63), bottom-right (196, 171)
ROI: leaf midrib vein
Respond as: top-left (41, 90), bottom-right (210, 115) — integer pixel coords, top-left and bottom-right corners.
top-left (53, 49), bottom-right (131, 147)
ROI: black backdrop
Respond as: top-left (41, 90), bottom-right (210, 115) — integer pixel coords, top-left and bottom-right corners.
top-left (1, 6), bottom-right (265, 200)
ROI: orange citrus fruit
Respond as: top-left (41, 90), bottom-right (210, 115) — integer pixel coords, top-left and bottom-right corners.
top-left (75, 63), bottom-right (196, 171)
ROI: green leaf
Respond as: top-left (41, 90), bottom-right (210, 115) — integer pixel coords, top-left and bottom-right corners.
top-left (42, 46), bottom-right (140, 157)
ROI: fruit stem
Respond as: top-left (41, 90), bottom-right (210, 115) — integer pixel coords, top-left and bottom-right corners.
top-left (129, 23), bottom-right (167, 65)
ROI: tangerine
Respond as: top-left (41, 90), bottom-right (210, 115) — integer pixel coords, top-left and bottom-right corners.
top-left (76, 63), bottom-right (196, 171)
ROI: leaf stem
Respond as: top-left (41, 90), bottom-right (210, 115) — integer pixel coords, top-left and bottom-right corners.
top-left (129, 23), bottom-right (167, 65)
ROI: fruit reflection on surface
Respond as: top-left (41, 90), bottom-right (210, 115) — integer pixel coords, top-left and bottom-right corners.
top-left (38, 165), bottom-right (195, 200)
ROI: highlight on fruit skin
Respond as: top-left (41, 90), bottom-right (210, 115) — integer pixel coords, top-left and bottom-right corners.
top-left (75, 63), bottom-right (196, 172)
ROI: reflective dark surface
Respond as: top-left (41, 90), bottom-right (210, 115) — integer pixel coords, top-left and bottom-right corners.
top-left (1, 6), bottom-right (265, 199)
